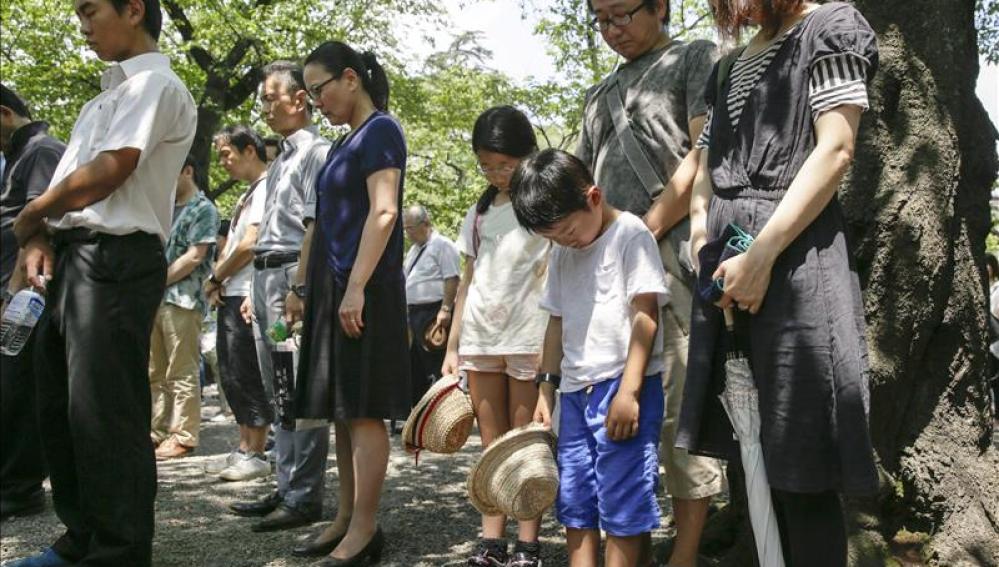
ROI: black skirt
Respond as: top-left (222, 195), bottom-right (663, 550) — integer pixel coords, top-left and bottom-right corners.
top-left (295, 258), bottom-right (412, 422)
top-left (676, 192), bottom-right (879, 496)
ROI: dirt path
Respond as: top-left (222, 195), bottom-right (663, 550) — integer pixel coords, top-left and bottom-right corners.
top-left (0, 388), bottom-right (684, 566)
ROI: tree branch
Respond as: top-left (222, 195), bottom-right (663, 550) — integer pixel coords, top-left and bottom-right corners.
top-left (223, 67), bottom-right (262, 111)
top-left (221, 37), bottom-right (256, 69)
top-left (208, 178), bottom-right (240, 201)
top-left (189, 46), bottom-right (216, 73)
top-left (162, 0), bottom-right (196, 43)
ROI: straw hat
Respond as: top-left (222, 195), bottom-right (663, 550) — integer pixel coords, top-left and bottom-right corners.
top-left (467, 423), bottom-right (558, 521)
top-left (402, 375), bottom-right (474, 455)
top-left (422, 320), bottom-right (448, 351)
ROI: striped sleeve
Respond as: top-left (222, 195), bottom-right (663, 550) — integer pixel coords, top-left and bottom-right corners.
top-left (809, 53), bottom-right (870, 115)
top-left (695, 107), bottom-right (713, 149)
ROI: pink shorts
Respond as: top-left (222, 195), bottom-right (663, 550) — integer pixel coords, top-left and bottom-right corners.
top-left (459, 354), bottom-right (539, 381)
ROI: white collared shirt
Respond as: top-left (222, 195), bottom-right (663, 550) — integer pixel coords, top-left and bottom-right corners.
top-left (47, 52), bottom-right (197, 242)
top-left (404, 230), bottom-right (460, 305)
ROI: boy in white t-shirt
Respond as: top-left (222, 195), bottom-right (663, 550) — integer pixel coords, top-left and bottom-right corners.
top-left (510, 149), bottom-right (669, 567)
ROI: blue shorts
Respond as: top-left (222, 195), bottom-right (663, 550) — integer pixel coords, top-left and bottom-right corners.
top-left (555, 374), bottom-right (665, 536)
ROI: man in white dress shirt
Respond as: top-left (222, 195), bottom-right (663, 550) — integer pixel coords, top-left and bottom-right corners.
top-left (11, 0), bottom-right (196, 565)
top-left (403, 205), bottom-right (460, 404)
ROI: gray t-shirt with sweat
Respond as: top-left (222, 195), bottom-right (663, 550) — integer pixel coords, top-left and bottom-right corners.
top-left (576, 39), bottom-right (718, 216)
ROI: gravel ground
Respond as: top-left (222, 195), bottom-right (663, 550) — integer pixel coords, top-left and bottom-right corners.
top-left (0, 387), bottom-right (686, 567)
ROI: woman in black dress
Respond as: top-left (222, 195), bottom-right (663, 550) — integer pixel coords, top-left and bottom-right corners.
top-left (677, 1), bottom-right (879, 564)
top-left (295, 41), bottom-right (410, 566)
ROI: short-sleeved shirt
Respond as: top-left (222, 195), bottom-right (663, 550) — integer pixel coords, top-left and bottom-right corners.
top-left (540, 213), bottom-right (668, 393)
top-left (253, 126), bottom-right (330, 255)
top-left (316, 112), bottom-right (407, 286)
top-left (404, 230), bottom-right (460, 305)
top-left (0, 122), bottom-right (65, 289)
top-left (575, 39), bottom-right (718, 216)
top-left (47, 52), bottom-right (197, 242)
top-left (698, 2), bottom-right (878, 194)
top-left (163, 191), bottom-right (220, 314)
top-left (455, 201), bottom-right (549, 356)
top-left (220, 174), bottom-right (266, 296)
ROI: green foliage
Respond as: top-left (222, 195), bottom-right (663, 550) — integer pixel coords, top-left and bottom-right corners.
top-left (0, 0), bottom-right (717, 233)
top-left (977, 0), bottom-right (999, 63)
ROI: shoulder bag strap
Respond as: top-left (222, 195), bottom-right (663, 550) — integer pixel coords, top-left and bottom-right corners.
top-left (604, 72), bottom-right (664, 198)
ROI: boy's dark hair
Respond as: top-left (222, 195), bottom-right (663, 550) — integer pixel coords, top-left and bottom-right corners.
top-left (471, 105), bottom-right (538, 214)
top-left (510, 149), bottom-right (594, 232)
top-left (987, 253), bottom-right (999, 281)
top-left (213, 125), bottom-right (266, 162)
top-left (585, 0), bottom-right (668, 25)
top-left (304, 42), bottom-right (391, 113)
top-left (109, 0), bottom-right (163, 41)
top-left (0, 84), bottom-right (32, 120)
top-left (182, 154), bottom-right (198, 177)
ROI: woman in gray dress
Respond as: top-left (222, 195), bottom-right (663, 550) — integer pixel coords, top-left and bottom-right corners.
top-left (677, 1), bottom-right (879, 565)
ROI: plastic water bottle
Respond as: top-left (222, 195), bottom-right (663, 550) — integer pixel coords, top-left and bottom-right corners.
top-left (1, 289), bottom-right (45, 356)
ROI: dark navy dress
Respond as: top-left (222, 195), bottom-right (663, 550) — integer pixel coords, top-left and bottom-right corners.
top-left (296, 112), bottom-right (412, 421)
top-left (675, 3), bottom-right (881, 496)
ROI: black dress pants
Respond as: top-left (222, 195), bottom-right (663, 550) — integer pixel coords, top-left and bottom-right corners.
top-left (0, 333), bottom-right (47, 502)
top-left (407, 301), bottom-right (444, 406)
top-left (34, 231), bottom-right (166, 567)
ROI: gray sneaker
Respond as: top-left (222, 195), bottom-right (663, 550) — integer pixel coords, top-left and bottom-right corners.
top-left (219, 453), bottom-right (271, 482)
top-left (204, 450), bottom-right (242, 475)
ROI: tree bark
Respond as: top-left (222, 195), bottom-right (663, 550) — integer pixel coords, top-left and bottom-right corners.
top-left (845, 0), bottom-right (999, 563)
top-left (700, 1), bottom-right (999, 565)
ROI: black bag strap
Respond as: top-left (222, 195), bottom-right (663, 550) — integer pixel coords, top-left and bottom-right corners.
top-left (715, 47), bottom-right (746, 103)
top-left (406, 243), bottom-right (429, 276)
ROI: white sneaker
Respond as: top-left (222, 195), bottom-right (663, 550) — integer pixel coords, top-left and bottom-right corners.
top-left (218, 453), bottom-right (271, 482)
top-left (204, 450), bottom-right (242, 475)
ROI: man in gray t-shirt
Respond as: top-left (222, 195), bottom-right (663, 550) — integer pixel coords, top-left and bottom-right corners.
top-left (576, 1), bottom-right (722, 566)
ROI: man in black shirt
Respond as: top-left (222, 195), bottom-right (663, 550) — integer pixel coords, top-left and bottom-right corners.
top-left (0, 84), bottom-right (65, 521)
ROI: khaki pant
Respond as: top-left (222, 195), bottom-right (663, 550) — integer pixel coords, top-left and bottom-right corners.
top-left (149, 304), bottom-right (202, 447)
top-left (660, 292), bottom-right (726, 499)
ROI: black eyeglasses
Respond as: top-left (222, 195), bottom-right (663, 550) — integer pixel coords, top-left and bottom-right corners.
top-left (589, 3), bottom-right (647, 32)
top-left (306, 76), bottom-right (338, 101)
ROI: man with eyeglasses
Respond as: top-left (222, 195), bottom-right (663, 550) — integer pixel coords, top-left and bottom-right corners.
top-left (228, 60), bottom-right (332, 536)
top-left (402, 204), bottom-right (460, 406)
top-left (576, 1), bottom-right (722, 566)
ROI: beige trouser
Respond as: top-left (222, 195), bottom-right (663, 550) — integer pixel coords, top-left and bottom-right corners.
top-left (149, 304), bottom-right (202, 447)
top-left (660, 283), bottom-right (727, 499)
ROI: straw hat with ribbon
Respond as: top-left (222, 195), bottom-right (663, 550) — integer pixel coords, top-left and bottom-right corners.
top-left (467, 423), bottom-right (558, 521)
top-left (402, 375), bottom-right (474, 458)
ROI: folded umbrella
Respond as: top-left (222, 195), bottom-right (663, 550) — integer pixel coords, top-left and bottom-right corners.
top-left (718, 307), bottom-right (785, 567)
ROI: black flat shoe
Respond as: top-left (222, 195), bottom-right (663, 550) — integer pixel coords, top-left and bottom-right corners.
top-left (318, 527), bottom-right (384, 566)
top-left (229, 491), bottom-right (281, 517)
top-left (252, 503), bottom-right (320, 532)
top-left (292, 529), bottom-right (346, 557)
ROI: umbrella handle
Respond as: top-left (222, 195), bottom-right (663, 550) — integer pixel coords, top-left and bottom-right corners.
top-left (723, 307), bottom-right (735, 331)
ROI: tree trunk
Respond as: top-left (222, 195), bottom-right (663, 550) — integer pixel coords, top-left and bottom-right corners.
top-left (701, 1), bottom-right (999, 565)
top-left (845, 0), bottom-right (999, 563)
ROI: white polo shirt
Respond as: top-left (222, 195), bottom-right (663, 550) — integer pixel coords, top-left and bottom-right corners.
top-left (47, 52), bottom-right (197, 242)
top-left (404, 230), bottom-right (460, 306)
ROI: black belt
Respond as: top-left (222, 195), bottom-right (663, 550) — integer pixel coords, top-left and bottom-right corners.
top-left (254, 252), bottom-right (299, 269)
top-left (51, 228), bottom-right (103, 246)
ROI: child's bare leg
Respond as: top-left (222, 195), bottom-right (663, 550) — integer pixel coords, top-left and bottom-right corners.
top-left (469, 370), bottom-right (511, 539)
top-left (606, 534), bottom-right (643, 567)
top-left (509, 377), bottom-right (542, 544)
top-left (567, 528), bottom-right (600, 567)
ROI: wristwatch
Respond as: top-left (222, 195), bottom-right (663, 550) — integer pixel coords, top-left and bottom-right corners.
top-left (209, 274), bottom-right (222, 286)
top-left (534, 372), bottom-right (561, 390)
top-left (290, 283), bottom-right (307, 299)
top-left (440, 304), bottom-right (453, 313)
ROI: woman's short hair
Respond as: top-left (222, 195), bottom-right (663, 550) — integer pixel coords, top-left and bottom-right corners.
top-left (710, 0), bottom-right (804, 40)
